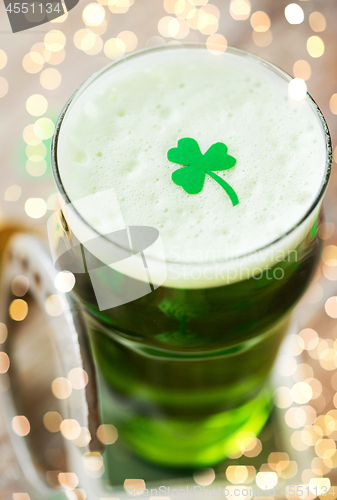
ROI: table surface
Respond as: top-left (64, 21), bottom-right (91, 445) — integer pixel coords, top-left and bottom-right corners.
top-left (0, 1), bottom-right (337, 498)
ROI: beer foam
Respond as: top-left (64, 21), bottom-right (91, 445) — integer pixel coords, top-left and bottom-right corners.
top-left (57, 47), bottom-right (328, 287)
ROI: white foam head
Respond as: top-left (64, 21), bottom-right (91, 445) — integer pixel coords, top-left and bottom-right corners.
top-left (56, 46), bottom-right (329, 288)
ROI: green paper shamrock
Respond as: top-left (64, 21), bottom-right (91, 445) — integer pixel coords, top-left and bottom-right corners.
top-left (167, 138), bottom-right (239, 206)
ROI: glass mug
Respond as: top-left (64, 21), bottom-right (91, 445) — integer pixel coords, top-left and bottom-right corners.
top-left (49, 44), bottom-right (332, 469)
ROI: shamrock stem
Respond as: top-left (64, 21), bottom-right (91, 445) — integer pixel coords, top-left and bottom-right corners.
top-left (206, 171), bottom-right (239, 206)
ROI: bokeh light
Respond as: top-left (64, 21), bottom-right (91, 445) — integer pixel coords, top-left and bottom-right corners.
top-left (22, 52), bottom-right (44, 74)
top-left (193, 468), bottom-right (215, 486)
top-left (26, 95), bottom-right (48, 116)
top-left (174, 0), bottom-right (196, 19)
top-left (299, 328), bottom-right (319, 350)
top-left (243, 438), bottom-right (262, 458)
top-left (269, 452), bottom-right (289, 471)
top-left (9, 299), bottom-right (28, 321)
top-left (293, 363), bottom-right (314, 382)
top-left (12, 415), bottom-right (30, 436)
top-left (323, 264), bottom-right (337, 281)
top-left (90, 18), bottom-right (108, 36)
top-left (274, 386), bottom-right (293, 409)
top-left (307, 36), bottom-right (325, 58)
top-left (291, 430), bottom-right (309, 451)
top-left (250, 11), bottom-right (270, 32)
top-left (322, 245), bottom-right (337, 265)
top-left (44, 30), bottom-right (66, 52)
top-left (325, 296), bottom-right (337, 318)
top-left (73, 426), bottom-right (92, 447)
top-left (60, 419), bottom-right (81, 440)
top-left (230, 0), bottom-right (251, 21)
top-left (83, 452), bottom-right (104, 478)
top-left (11, 275), bottom-right (29, 297)
top-left (293, 60), bottom-right (311, 81)
top-left (26, 159), bottom-right (47, 177)
top-left (285, 407), bottom-right (307, 428)
top-left (158, 16), bottom-right (180, 37)
top-left (0, 323), bottom-right (8, 344)
top-left (164, 0), bottom-right (177, 13)
top-left (187, 10), bottom-right (201, 29)
top-left (34, 118), bottom-right (55, 140)
top-left (198, 5), bottom-right (219, 35)
top-left (0, 49), bottom-right (7, 70)
top-left (26, 142), bottom-right (47, 161)
top-left (207, 34), bottom-right (227, 54)
top-left (291, 382), bottom-right (313, 404)
top-left (252, 30), bottom-right (273, 47)
top-left (285, 3), bottom-right (304, 24)
top-left (74, 28), bottom-right (92, 50)
top-left (51, 377), bottom-right (72, 399)
top-left (308, 477), bottom-right (331, 495)
top-left (45, 294), bottom-right (64, 316)
top-left (31, 42), bottom-right (51, 62)
top-left (315, 439), bottom-right (336, 459)
top-left (0, 77), bottom-right (9, 99)
top-left (55, 271), bottom-right (75, 293)
top-left (330, 94), bottom-right (337, 115)
top-left (58, 472), bottom-right (79, 490)
top-left (43, 411), bottom-right (63, 432)
top-left (0, 352), bottom-right (10, 373)
top-left (226, 465), bottom-right (256, 483)
top-left (83, 3), bottom-right (105, 25)
top-left (96, 424), bottom-right (118, 445)
top-left (4, 185), bottom-right (21, 202)
top-left (309, 12), bottom-right (326, 32)
top-left (40, 68), bottom-right (62, 90)
top-left (288, 78), bottom-right (307, 100)
top-left (107, 0), bottom-right (134, 14)
top-left (84, 34), bottom-right (103, 56)
top-left (118, 31), bottom-right (138, 52)
top-left (104, 38), bottom-right (126, 59)
top-left (47, 49), bottom-right (65, 65)
top-left (124, 479), bottom-right (146, 493)
top-left (23, 124), bottom-right (41, 145)
top-left (256, 471), bottom-right (278, 489)
top-left (68, 367), bottom-right (88, 390)
top-left (24, 198), bottom-right (47, 218)
top-left (318, 347), bottom-right (336, 371)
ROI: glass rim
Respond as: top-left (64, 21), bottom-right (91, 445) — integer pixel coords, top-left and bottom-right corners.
top-left (51, 42), bottom-right (333, 267)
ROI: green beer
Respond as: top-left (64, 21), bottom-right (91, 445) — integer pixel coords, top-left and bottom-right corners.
top-left (51, 45), bottom-right (331, 468)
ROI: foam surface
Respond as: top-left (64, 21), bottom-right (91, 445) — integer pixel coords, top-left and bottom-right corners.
top-left (57, 48), bottom-right (327, 271)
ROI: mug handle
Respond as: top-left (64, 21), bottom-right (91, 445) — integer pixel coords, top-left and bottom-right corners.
top-left (0, 231), bottom-right (102, 499)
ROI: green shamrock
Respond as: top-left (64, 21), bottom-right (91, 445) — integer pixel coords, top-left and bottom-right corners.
top-left (167, 138), bottom-right (239, 206)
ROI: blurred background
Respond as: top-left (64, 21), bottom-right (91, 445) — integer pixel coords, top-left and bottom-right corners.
top-left (1, 0), bottom-right (337, 498)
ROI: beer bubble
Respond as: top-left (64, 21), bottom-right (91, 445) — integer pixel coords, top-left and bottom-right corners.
top-left (72, 151), bottom-right (88, 163)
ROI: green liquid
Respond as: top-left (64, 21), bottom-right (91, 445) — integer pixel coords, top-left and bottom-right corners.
top-left (88, 318), bottom-right (282, 467)
top-left (63, 219), bottom-right (321, 468)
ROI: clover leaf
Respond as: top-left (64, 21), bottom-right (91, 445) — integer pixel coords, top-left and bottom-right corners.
top-left (167, 138), bottom-right (239, 206)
